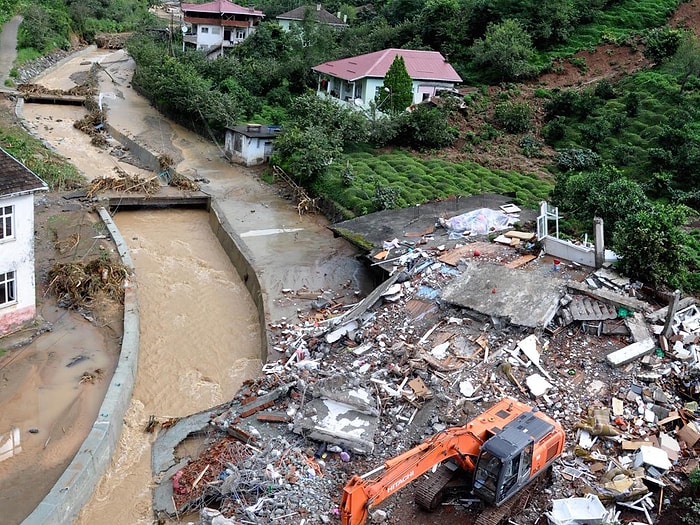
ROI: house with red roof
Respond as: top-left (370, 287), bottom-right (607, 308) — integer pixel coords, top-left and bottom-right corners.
top-left (312, 48), bottom-right (462, 111)
top-left (0, 147), bottom-right (47, 335)
top-left (182, 0), bottom-right (264, 56)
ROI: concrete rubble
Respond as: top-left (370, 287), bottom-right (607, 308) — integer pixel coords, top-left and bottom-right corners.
top-left (151, 205), bottom-right (700, 525)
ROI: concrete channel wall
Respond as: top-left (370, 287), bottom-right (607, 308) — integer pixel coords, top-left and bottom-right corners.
top-left (22, 209), bottom-right (139, 525)
top-left (208, 200), bottom-right (270, 361)
top-left (24, 133), bottom-right (270, 525)
top-left (106, 124), bottom-right (162, 173)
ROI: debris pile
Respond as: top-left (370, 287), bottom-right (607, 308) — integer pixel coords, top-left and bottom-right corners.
top-left (47, 259), bottom-right (129, 307)
top-left (94, 32), bottom-right (132, 49)
top-left (154, 219), bottom-right (700, 525)
top-left (86, 171), bottom-right (162, 197)
top-left (17, 82), bottom-right (93, 97)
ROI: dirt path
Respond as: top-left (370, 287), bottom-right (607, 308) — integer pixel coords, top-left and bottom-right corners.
top-left (0, 15), bottom-right (20, 86)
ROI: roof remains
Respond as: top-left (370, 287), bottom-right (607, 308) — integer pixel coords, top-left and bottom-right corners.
top-left (313, 48), bottom-right (462, 83)
top-left (0, 147), bottom-right (47, 197)
top-left (441, 262), bottom-right (564, 328)
top-left (181, 0), bottom-right (263, 17)
top-left (277, 5), bottom-right (345, 25)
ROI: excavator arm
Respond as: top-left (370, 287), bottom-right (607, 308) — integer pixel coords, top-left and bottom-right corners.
top-left (340, 428), bottom-right (481, 525)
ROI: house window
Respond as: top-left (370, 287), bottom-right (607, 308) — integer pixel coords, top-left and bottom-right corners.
top-left (0, 205), bottom-right (13, 240)
top-left (201, 27), bottom-right (209, 34)
top-left (233, 133), bottom-right (243, 153)
top-left (212, 26), bottom-right (221, 35)
top-left (0, 271), bottom-right (15, 306)
top-left (236, 29), bottom-right (245, 39)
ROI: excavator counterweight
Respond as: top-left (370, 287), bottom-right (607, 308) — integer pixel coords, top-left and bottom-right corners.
top-left (340, 398), bottom-right (565, 525)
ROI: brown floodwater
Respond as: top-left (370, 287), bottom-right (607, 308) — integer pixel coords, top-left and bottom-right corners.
top-left (0, 304), bottom-right (117, 524)
top-left (75, 209), bottom-right (262, 525)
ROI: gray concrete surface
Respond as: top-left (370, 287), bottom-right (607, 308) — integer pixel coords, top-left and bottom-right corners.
top-left (331, 193), bottom-right (538, 253)
top-left (441, 262), bottom-right (565, 329)
top-left (0, 16), bottom-right (20, 87)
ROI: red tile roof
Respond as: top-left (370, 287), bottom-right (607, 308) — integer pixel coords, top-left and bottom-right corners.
top-left (312, 48), bottom-right (462, 83)
top-left (0, 148), bottom-right (47, 197)
top-left (181, 0), bottom-right (263, 17)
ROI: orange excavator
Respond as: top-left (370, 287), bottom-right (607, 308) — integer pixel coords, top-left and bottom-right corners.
top-left (340, 398), bottom-right (565, 525)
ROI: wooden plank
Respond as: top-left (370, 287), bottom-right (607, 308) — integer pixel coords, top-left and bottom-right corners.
top-left (438, 245), bottom-right (473, 266)
top-left (404, 225), bottom-right (435, 238)
top-left (504, 254), bottom-right (536, 269)
top-left (505, 230), bottom-right (535, 241)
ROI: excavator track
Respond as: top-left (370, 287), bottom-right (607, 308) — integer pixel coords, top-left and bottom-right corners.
top-left (414, 463), bottom-right (457, 511)
top-left (474, 475), bottom-right (543, 525)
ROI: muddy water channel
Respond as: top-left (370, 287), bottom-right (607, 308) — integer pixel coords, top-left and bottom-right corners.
top-left (75, 210), bottom-right (262, 524)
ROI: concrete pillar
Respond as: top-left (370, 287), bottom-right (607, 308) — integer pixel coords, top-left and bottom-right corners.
top-left (594, 217), bottom-right (604, 268)
top-left (662, 289), bottom-right (682, 339)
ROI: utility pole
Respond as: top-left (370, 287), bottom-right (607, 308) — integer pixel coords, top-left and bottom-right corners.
top-left (169, 11), bottom-right (174, 56)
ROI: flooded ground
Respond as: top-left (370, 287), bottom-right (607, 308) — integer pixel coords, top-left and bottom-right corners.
top-left (0, 304), bottom-right (117, 524)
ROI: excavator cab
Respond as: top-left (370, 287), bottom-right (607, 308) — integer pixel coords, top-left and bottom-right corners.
top-left (472, 411), bottom-right (562, 505)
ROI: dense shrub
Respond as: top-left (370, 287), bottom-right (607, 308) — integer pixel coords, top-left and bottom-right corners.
top-left (643, 26), bottom-right (685, 64)
top-left (556, 148), bottom-right (601, 171)
top-left (493, 101), bottom-right (532, 133)
top-left (542, 116), bottom-right (567, 144)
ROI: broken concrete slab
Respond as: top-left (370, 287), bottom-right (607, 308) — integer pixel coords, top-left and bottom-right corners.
top-left (606, 338), bottom-right (656, 368)
top-left (633, 446), bottom-right (671, 473)
top-left (293, 398), bottom-right (378, 454)
top-left (441, 262), bottom-right (564, 328)
top-left (568, 295), bottom-right (618, 321)
top-left (626, 313), bottom-right (651, 343)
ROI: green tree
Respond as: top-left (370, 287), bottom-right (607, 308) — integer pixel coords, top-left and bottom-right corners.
top-left (389, 105), bottom-right (458, 150)
top-left (469, 19), bottom-right (536, 81)
top-left (493, 101), bottom-right (532, 133)
top-left (643, 26), bottom-right (685, 64)
top-left (378, 55), bottom-right (413, 113)
top-left (272, 126), bottom-right (342, 183)
top-left (613, 203), bottom-right (691, 288)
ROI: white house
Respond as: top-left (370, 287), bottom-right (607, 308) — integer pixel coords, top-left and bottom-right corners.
top-left (181, 0), bottom-right (264, 57)
top-left (276, 4), bottom-right (347, 31)
top-left (0, 148), bottom-right (48, 335)
top-left (312, 48), bottom-right (462, 111)
top-left (224, 124), bottom-right (280, 166)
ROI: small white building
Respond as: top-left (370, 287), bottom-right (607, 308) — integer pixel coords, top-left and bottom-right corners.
top-left (312, 48), bottom-right (462, 111)
top-left (276, 4), bottom-right (347, 31)
top-left (224, 124), bottom-right (280, 166)
top-left (0, 148), bottom-right (47, 335)
top-left (181, 0), bottom-right (264, 57)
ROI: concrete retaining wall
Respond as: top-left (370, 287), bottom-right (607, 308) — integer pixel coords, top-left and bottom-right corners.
top-left (22, 208), bottom-right (139, 525)
top-left (208, 201), bottom-right (270, 361)
top-left (543, 237), bottom-right (596, 267)
top-left (106, 124), bottom-right (162, 173)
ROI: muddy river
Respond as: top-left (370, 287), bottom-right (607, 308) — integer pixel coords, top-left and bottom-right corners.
top-left (75, 209), bottom-right (262, 525)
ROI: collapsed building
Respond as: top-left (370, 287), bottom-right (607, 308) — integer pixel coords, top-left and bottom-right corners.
top-left (148, 199), bottom-right (700, 525)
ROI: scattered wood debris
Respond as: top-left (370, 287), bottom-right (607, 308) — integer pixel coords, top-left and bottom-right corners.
top-left (47, 259), bottom-right (129, 307)
top-left (86, 172), bottom-right (161, 198)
